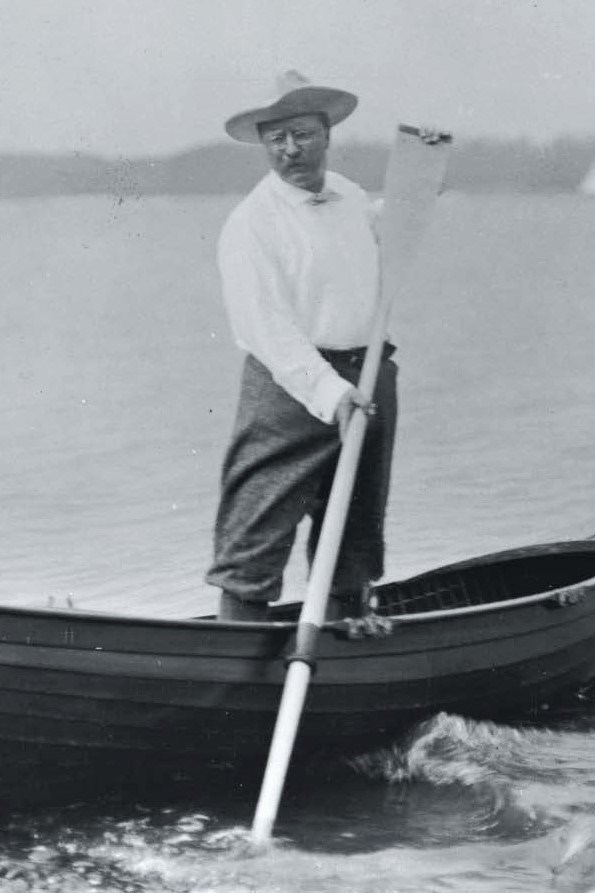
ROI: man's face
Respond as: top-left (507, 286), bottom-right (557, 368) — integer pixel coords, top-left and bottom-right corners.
top-left (259, 113), bottom-right (329, 192)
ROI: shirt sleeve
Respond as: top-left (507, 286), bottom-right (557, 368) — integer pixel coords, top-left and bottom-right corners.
top-left (217, 213), bottom-right (352, 424)
top-left (367, 197), bottom-right (384, 243)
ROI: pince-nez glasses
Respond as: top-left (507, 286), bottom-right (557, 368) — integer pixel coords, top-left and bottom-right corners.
top-left (260, 127), bottom-right (324, 150)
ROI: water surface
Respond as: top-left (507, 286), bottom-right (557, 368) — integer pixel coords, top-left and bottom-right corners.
top-left (0, 193), bottom-right (594, 891)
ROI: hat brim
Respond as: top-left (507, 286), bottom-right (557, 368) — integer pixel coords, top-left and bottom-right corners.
top-left (224, 86), bottom-right (358, 143)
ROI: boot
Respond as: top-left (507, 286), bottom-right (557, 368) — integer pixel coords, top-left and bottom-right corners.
top-left (217, 591), bottom-right (269, 622)
top-left (325, 587), bottom-right (368, 621)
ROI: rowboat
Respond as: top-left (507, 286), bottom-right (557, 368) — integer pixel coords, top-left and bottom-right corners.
top-left (1, 538), bottom-right (594, 805)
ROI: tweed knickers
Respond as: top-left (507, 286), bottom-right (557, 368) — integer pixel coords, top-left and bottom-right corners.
top-left (205, 346), bottom-right (398, 603)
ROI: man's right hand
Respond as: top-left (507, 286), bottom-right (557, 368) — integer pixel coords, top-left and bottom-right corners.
top-left (335, 386), bottom-right (374, 441)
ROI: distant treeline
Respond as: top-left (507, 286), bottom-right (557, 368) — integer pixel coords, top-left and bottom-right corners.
top-left (1, 135), bottom-right (595, 198)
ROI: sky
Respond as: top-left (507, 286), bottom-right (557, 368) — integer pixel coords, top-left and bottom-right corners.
top-left (0, 0), bottom-right (594, 156)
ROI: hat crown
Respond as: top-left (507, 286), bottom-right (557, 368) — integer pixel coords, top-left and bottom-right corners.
top-left (224, 70), bottom-right (358, 143)
top-left (275, 69), bottom-right (311, 99)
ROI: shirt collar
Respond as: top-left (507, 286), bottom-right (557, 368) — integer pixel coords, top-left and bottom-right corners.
top-left (267, 171), bottom-right (343, 207)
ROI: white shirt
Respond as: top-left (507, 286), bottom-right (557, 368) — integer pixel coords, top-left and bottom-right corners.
top-left (217, 169), bottom-right (381, 423)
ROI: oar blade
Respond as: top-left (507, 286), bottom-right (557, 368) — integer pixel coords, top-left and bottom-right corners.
top-left (380, 125), bottom-right (451, 279)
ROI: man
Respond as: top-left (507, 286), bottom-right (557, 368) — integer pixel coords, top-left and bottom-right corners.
top-left (206, 71), bottom-right (397, 621)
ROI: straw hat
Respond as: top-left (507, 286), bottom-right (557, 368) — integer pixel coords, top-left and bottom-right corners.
top-left (224, 70), bottom-right (358, 144)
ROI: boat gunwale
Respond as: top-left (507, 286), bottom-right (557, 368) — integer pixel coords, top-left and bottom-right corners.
top-left (0, 539), bottom-right (592, 633)
top-left (377, 574), bottom-right (595, 625)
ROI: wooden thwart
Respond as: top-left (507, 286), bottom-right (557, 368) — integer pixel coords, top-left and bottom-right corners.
top-left (251, 124), bottom-right (453, 845)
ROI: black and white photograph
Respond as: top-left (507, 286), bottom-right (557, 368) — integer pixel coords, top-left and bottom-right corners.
top-left (0, 1), bottom-right (594, 890)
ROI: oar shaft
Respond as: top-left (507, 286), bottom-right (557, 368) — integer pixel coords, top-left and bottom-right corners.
top-left (299, 409), bottom-right (368, 627)
top-left (251, 661), bottom-right (311, 845)
top-left (252, 414), bottom-right (367, 840)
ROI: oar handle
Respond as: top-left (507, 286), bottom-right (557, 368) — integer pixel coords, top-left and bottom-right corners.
top-left (398, 123), bottom-right (452, 142)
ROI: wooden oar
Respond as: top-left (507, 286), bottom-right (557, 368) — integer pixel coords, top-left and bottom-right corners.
top-left (251, 124), bottom-right (452, 846)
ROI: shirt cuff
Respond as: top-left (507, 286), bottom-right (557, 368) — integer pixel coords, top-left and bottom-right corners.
top-left (311, 367), bottom-right (353, 424)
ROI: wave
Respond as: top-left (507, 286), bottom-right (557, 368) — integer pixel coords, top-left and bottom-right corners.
top-left (349, 712), bottom-right (595, 844)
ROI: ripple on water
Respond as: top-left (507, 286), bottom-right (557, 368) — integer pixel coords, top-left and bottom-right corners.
top-left (346, 711), bottom-right (595, 847)
top-left (0, 709), bottom-right (594, 891)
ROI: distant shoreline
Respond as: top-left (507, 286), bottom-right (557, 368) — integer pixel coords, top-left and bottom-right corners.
top-left (1, 135), bottom-right (595, 198)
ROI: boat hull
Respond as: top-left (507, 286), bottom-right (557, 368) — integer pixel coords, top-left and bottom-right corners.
top-left (0, 539), bottom-right (594, 802)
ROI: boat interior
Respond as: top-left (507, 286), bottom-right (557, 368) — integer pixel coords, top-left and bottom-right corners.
top-left (372, 550), bottom-right (595, 616)
top-left (267, 546), bottom-right (595, 621)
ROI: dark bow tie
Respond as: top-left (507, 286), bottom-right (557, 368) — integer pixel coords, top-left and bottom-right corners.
top-left (307, 190), bottom-right (342, 205)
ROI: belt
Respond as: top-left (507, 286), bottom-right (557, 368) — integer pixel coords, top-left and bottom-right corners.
top-left (318, 341), bottom-right (396, 367)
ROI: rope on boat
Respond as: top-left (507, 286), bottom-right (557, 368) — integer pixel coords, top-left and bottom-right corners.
top-left (331, 577), bottom-right (595, 639)
top-left (341, 614), bottom-right (395, 639)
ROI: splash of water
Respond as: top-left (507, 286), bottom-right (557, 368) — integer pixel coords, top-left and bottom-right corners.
top-left (351, 712), bottom-right (592, 788)
top-left (349, 711), bottom-right (595, 845)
